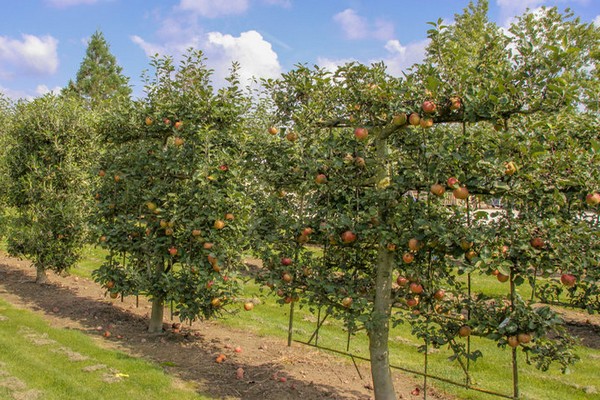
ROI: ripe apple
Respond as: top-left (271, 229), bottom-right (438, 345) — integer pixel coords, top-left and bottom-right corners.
top-left (341, 297), bottom-right (353, 308)
top-left (560, 273), bottom-right (576, 287)
top-left (301, 227), bottom-right (313, 236)
top-left (396, 276), bottom-right (409, 287)
top-left (268, 126), bottom-right (279, 135)
top-left (214, 220), bottom-right (225, 230)
top-left (408, 113), bottom-right (421, 126)
top-left (504, 161), bottom-right (517, 176)
top-left (297, 234), bottom-right (309, 243)
top-left (585, 192), bottom-right (600, 206)
top-left (430, 183), bottom-right (445, 196)
top-left (211, 298), bottom-right (222, 307)
top-left (530, 237), bottom-right (545, 249)
top-left (164, 228), bottom-right (174, 236)
top-left (341, 230), bottom-right (357, 244)
top-left (174, 137), bottom-right (184, 146)
top-left (203, 242), bottom-right (214, 250)
top-left (244, 302), bottom-right (254, 311)
top-left (281, 257), bottom-right (293, 266)
top-left (449, 97), bottom-right (462, 111)
top-left (106, 280), bottom-right (115, 289)
top-left (207, 254), bottom-right (217, 266)
top-left (163, 118), bottom-right (171, 126)
top-left (168, 246), bottom-right (177, 256)
top-left (285, 131), bottom-right (298, 142)
top-left (447, 177), bottom-right (459, 188)
top-left (507, 336), bottom-right (519, 348)
top-left (315, 174), bottom-right (328, 184)
top-left (406, 297), bottom-right (419, 307)
top-left (354, 156), bottom-right (366, 167)
top-left (402, 252), bottom-right (415, 264)
top-left (420, 117), bottom-right (434, 128)
top-left (517, 333), bottom-right (532, 344)
top-left (99, 235), bottom-right (107, 243)
top-left (103, 330), bottom-right (111, 338)
top-left (409, 282), bottom-right (423, 294)
top-left (422, 100), bottom-right (436, 114)
top-left (453, 186), bottom-right (469, 200)
top-left (433, 289), bottom-right (445, 301)
top-left (114, 174), bottom-right (121, 182)
top-left (145, 116), bottom-right (153, 126)
top-left (146, 201), bottom-right (157, 211)
top-left (219, 164), bottom-right (229, 171)
top-left (354, 127), bottom-right (368, 141)
top-left (387, 243), bottom-right (397, 251)
top-left (98, 170), bottom-right (106, 177)
top-left (465, 250), bottom-right (477, 261)
top-left (408, 238), bottom-right (421, 252)
top-left (460, 240), bottom-right (473, 251)
top-left (225, 213), bottom-right (234, 221)
top-left (392, 113), bottom-right (407, 126)
top-left (458, 325), bottom-right (472, 337)
top-left (160, 220), bottom-right (168, 228)
top-left (174, 121), bottom-right (183, 130)
top-left (109, 292), bottom-right (119, 299)
top-left (497, 273), bottom-right (509, 283)
top-left (192, 229), bottom-right (201, 237)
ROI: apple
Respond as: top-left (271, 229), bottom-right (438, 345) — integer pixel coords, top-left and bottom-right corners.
top-left (387, 243), bottom-right (397, 251)
top-left (207, 254), bottom-right (217, 266)
top-left (174, 137), bottom-right (184, 146)
top-left (214, 220), bottom-right (225, 230)
top-left (458, 325), bottom-right (472, 337)
top-left (465, 250), bottom-right (477, 261)
top-left (211, 298), bottom-right (222, 307)
top-left (98, 170), bottom-right (106, 177)
top-left (422, 101), bottom-right (437, 114)
top-left (497, 273), bottom-right (509, 283)
top-left (192, 229), bottom-right (201, 237)
top-left (225, 213), bottom-right (234, 221)
top-left (460, 240), bottom-right (473, 251)
top-left (146, 201), bottom-right (157, 211)
top-left (585, 192), bottom-right (600, 206)
top-left (160, 220), bottom-right (168, 228)
top-left (447, 177), bottom-right (459, 188)
top-left (354, 127), bottom-right (368, 141)
top-left (285, 131), bottom-right (298, 142)
top-left (430, 183), bottom-right (445, 196)
top-left (145, 116), bottom-right (153, 126)
top-left (530, 237), bottom-right (544, 249)
top-left (114, 174), bottom-right (121, 182)
top-left (408, 113), bottom-right (421, 126)
top-left (504, 161), bottom-right (517, 176)
top-left (244, 302), bottom-right (254, 311)
top-left (449, 97), bottom-right (462, 111)
top-left (163, 118), bottom-right (171, 126)
top-left (103, 330), bottom-right (111, 338)
top-left (109, 292), bottom-right (119, 299)
top-left (408, 238), bottom-right (421, 252)
top-left (406, 297), bottom-right (419, 307)
top-left (420, 117), bottom-right (434, 128)
top-left (268, 126), bottom-right (279, 135)
top-left (396, 276), bottom-right (409, 287)
top-left (297, 234), bottom-right (309, 243)
top-left (219, 164), bottom-right (229, 172)
top-left (507, 336), bottom-right (519, 348)
top-left (99, 235), bottom-right (107, 243)
top-left (164, 228), bottom-right (174, 236)
top-left (168, 246), bottom-right (177, 256)
top-left (354, 156), bottom-right (366, 167)
top-left (341, 297), bottom-right (353, 308)
top-left (433, 289), bottom-right (445, 301)
top-left (341, 230), bottom-right (357, 244)
top-left (301, 227), bottom-right (313, 236)
top-left (283, 296), bottom-right (293, 304)
top-left (315, 174), bottom-right (328, 184)
top-left (517, 333), bottom-right (532, 344)
top-left (409, 282), bottom-right (423, 294)
top-left (402, 252), bottom-right (415, 264)
top-left (392, 113), bottom-right (407, 126)
top-left (105, 280), bottom-right (115, 289)
top-left (560, 273), bottom-right (576, 287)
top-left (453, 186), bottom-right (469, 200)
top-left (203, 242), bottom-right (214, 250)
top-left (174, 121), bottom-right (183, 130)
top-left (281, 257), bottom-right (293, 266)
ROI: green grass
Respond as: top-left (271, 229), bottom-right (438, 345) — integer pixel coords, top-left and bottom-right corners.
top-left (9, 245), bottom-right (600, 399)
top-left (0, 298), bottom-right (209, 400)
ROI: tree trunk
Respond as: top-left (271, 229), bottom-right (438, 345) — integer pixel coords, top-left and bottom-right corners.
top-left (35, 265), bottom-right (49, 284)
top-left (148, 261), bottom-right (165, 333)
top-left (368, 247), bottom-right (396, 400)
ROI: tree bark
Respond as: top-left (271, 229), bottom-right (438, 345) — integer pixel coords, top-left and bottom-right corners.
top-left (148, 261), bottom-right (165, 333)
top-left (35, 265), bottom-right (49, 284)
top-left (368, 246), bottom-right (396, 400)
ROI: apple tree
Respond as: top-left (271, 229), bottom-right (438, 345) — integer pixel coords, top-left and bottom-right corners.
top-left (92, 50), bottom-right (252, 332)
top-left (251, 2), bottom-right (598, 399)
top-left (5, 94), bottom-right (97, 283)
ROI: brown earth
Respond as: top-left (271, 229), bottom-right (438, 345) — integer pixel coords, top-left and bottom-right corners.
top-left (0, 254), bottom-right (451, 400)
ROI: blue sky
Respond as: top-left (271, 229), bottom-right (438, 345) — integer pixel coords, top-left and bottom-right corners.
top-left (1, 0), bottom-right (599, 99)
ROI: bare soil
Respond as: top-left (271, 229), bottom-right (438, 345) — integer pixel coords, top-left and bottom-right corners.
top-left (0, 254), bottom-right (451, 400)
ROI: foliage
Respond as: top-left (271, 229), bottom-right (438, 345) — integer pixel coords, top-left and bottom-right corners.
top-left (5, 94), bottom-right (96, 281)
top-left (92, 50), bottom-right (252, 328)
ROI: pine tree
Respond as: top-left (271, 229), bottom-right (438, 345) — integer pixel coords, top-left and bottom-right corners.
top-left (65, 30), bottom-right (131, 108)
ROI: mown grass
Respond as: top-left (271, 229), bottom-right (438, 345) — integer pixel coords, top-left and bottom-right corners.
top-left (8, 244), bottom-right (600, 399)
top-left (0, 298), bottom-right (208, 400)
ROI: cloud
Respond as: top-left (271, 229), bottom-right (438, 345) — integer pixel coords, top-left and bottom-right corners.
top-left (333, 8), bottom-right (394, 41)
top-left (35, 84), bottom-right (63, 96)
top-left (0, 34), bottom-right (59, 78)
top-left (131, 30), bottom-right (281, 87)
top-left (496, 0), bottom-right (591, 25)
top-left (316, 57), bottom-right (357, 73)
top-left (380, 39), bottom-right (429, 76)
top-left (178, 0), bottom-right (249, 18)
top-left (594, 15), bottom-right (600, 26)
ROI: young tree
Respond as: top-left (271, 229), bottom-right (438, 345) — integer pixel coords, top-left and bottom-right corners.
top-left (93, 50), bottom-right (252, 332)
top-left (65, 30), bottom-right (131, 109)
top-left (251, 2), bottom-right (598, 398)
top-left (5, 94), bottom-right (96, 283)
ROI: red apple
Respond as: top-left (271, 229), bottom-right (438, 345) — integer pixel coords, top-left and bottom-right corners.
top-left (497, 273), bottom-right (509, 283)
top-left (402, 252), bottom-right (415, 264)
top-left (409, 282), bottom-right (423, 294)
top-left (406, 297), bottom-right (419, 307)
top-left (449, 97), bottom-right (462, 111)
top-left (392, 113), bottom-right (407, 126)
top-left (244, 302), bottom-right (254, 311)
top-left (585, 192), bottom-right (600, 206)
top-left (530, 237), bottom-right (545, 249)
top-left (168, 246), bottom-right (177, 256)
top-left (408, 238), bottom-right (421, 252)
top-left (315, 174), bottom-right (328, 184)
top-left (458, 325), bottom-right (472, 337)
top-left (430, 183), bottom-right (445, 196)
top-left (301, 227), bottom-right (313, 236)
top-left (174, 121), bottom-right (183, 130)
top-left (420, 117), bottom-right (433, 128)
top-left (396, 276), bottom-right (409, 287)
top-left (433, 289), bottom-right (445, 301)
top-left (354, 127), bottom-right (368, 141)
top-left (281, 257), bottom-right (293, 266)
top-left (447, 177), bottom-right (459, 188)
top-left (560, 273), bottom-right (576, 287)
top-left (507, 336), bottom-right (519, 348)
top-left (341, 230), bottom-right (357, 244)
top-left (282, 272), bottom-right (293, 283)
top-left (453, 186), bottom-right (469, 200)
top-left (408, 113), bottom-right (421, 126)
top-left (422, 100), bottom-right (437, 114)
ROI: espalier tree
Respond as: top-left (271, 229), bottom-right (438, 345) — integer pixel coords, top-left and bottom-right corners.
top-left (250, 2), bottom-right (599, 399)
top-left (93, 50), bottom-right (252, 333)
top-left (5, 94), bottom-right (96, 283)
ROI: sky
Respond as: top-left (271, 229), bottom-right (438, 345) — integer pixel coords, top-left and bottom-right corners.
top-left (1, 0), bottom-right (599, 100)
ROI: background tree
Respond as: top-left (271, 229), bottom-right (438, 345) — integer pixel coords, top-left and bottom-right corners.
top-left (93, 50), bottom-right (253, 332)
top-left (251, 2), bottom-right (598, 399)
top-left (5, 94), bottom-right (96, 283)
top-left (64, 30), bottom-right (131, 109)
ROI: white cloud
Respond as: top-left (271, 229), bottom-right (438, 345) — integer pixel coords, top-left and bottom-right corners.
top-left (496, 0), bottom-right (591, 25)
top-left (316, 57), bottom-right (356, 73)
top-left (333, 8), bottom-right (394, 41)
top-left (380, 39), bottom-right (429, 76)
top-left (178, 0), bottom-right (249, 18)
top-left (0, 85), bottom-right (30, 100)
top-left (0, 34), bottom-right (59, 77)
top-left (35, 84), bottom-right (62, 96)
top-left (593, 15), bottom-right (600, 26)
top-left (46, 0), bottom-right (101, 7)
